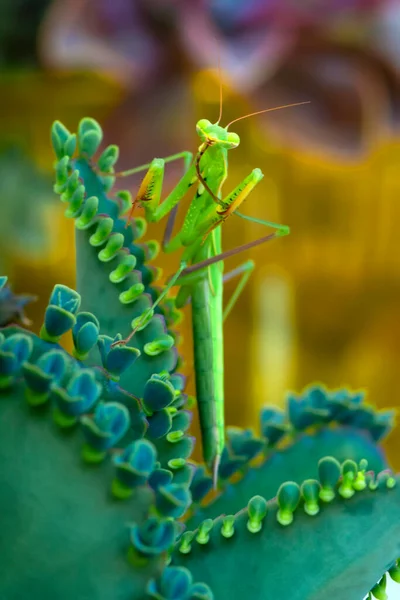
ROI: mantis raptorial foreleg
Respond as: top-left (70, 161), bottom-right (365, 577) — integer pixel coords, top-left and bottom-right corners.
top-left (99, 150), bottom-right (195, 248)
top-left (162, 166), bottom-right (266, 253)
top-left (99, 150), bottom-right (194, 226)
top-left (110, 151), bottom-right (193, 178)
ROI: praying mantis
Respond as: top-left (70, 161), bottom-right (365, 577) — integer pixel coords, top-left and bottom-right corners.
top-left (111, 94), bottom-right (309, 486)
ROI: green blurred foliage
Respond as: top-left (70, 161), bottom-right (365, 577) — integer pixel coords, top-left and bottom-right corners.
top-left (0, 147), bottom-right (53, 271)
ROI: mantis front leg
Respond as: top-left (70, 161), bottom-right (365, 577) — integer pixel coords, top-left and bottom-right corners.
top-left (98, 150), bottom-right (195, 238)
top-left (123, 154), bottom-right (198, 227)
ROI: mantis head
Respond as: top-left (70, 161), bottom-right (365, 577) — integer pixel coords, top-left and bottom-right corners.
top-left (196, 119), bottom-right (240, 150)
top-left (197, 103), bottom-right (311, 152)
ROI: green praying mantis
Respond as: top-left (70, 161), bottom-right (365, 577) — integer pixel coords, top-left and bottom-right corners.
top-left (110, 93), bottom-right (309, 487)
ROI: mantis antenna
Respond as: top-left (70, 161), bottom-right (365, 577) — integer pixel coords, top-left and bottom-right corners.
top-left (225, 101), bottom-right (311, 129)
top-left (216, 54), bottom-right (223, 125)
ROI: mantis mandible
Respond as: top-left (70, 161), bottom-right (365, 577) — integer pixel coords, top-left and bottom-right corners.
top-left (110, 92), bottom-right (309, 486)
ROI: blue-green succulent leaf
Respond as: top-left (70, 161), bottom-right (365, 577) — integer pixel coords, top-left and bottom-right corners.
top-left (143, 375), bottom-right (176, 413)
top-left (174, 475), bottom-right (400, 600)
top-left (81, 401), bottom-right (130, 454)
top-left (155, 483), bottom-right (192, 519)
top-left (147, 566), bottom-right (192, 600)
top-left (114, 439), bottom-right (157, 489)
top-left (147, 409), bottom-right (173, 439)
top-left (97, 335), bottom-right (141, 378)
top-left (23, 349), bottom-right (69, 405)
top-left (131, 517), bottom-right (176, 556)
top-left (52, 369), bottom-right (102, 419)
top-left (72, 312), bottom-right (100, 359)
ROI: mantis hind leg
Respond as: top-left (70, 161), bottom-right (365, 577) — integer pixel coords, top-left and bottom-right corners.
top-left (173, 259), bottom-right (256, 315)
top-left (223, 259), bottom-right (255, 321)
top-left (178, 228), bottom-right (286, 280)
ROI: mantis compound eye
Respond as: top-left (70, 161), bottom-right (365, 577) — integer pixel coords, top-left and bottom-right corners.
top-left (196, 119), bottom-right (212, 141)
top-left (225, 132), bottom-right (240, 148)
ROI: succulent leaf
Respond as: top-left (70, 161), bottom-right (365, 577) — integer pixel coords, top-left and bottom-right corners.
top-left (174, 473), bottom-right (400, 600)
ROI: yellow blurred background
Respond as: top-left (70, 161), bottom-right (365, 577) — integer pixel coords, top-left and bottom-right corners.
top-left (1, 0), bottom-right (400, 466)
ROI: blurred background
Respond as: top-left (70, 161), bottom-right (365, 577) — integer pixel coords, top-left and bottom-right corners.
top-left (1, 0), bottom-right (400, 476)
